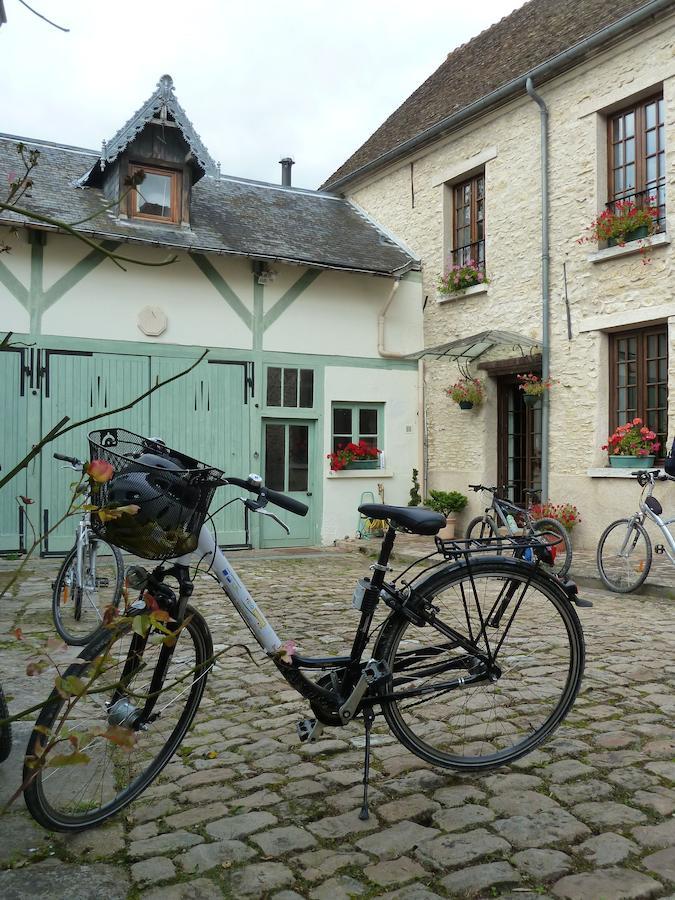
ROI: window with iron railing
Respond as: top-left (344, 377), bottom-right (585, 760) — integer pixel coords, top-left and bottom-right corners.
top-left (607, 94), bottom-right (665, 232)
top-left (452, 173), bottom-right (485, 270)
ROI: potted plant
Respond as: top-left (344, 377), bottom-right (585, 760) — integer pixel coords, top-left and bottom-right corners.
top-left (408, 468), bottom-right (421, 507)
top-left (602, 419), bottom-right (660, 468)
top-left (517, 373), bottom-right (555, 407)
top-left (579, 198), bottom-right (658, 248)
top-left (531, 501), bottom-right (582, 533)
top-left (424, 489), bottom-right (468, 539)
top-left (327, 440), bottom-right (380, 471)
top-left (438, 259), bottom-right (489, 296)
top-left (446, 377), bottom-right (485, 410)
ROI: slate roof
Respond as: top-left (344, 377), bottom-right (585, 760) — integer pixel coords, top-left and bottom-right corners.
top-left (0, 135), bottom-right (416, 276)
top-left (323, 0), bottom-right (667, 190)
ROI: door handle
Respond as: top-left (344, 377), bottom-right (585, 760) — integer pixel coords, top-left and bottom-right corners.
top-left (306, 492), bottom-right (313, 496)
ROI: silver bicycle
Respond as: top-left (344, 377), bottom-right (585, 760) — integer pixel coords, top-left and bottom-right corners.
top-left (597, 468), bottom-right (675, 593)
top-left (51, 452), bottom-right (124, 645)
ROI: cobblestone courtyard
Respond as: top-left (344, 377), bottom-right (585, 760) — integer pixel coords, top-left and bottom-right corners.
top-left (0, 551), bottom-right (673, 899)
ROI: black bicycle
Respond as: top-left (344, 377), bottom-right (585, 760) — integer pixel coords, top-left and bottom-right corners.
top-left (465, 483), bottom-right (573, 578)
top-left (23, 430), bottom-right (586, 831)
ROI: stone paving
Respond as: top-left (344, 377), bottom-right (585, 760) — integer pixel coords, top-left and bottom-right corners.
top-left (0, 550), bottom-right (673, 899)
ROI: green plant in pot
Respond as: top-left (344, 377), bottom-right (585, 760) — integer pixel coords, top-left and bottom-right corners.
top-left (424, 489), bottom-right (468, 539)
top-left (446, 377), bottom-right (485, 410)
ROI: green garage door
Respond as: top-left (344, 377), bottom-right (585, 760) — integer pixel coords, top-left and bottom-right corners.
top-left (0, 348), bottom-right (30, 552)
top-left (150, 357), bottom-right (251, 547)
top-left (41, 350), bottom-right (150, 553)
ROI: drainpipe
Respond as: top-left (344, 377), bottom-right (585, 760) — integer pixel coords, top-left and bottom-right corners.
top-left (378, 277), bottom-right (426, 497)
top-left (526, 77), bottom-right (550, 502)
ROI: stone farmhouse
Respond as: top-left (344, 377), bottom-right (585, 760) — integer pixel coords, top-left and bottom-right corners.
top-left (0, 75), bottom-right (423, 553)
top-left (324, 0), bottom-right (675, 549)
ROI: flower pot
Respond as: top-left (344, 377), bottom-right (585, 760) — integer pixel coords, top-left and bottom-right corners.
top-left (344, 460), bottom-right (379, 470)
top-left (458, 401), bottom-right (474, 410)
top-left (608, 455), bottom-right (656, 469)
top-left (437, 514), bottom-right (456, 541)
top-left (522, 393), bottom-right (539, 407)
top-left (608, 225), bottom-right (649, 247)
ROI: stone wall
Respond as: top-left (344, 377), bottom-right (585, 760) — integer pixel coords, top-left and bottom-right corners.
top-left (347, 16), bottom-right (675, 548)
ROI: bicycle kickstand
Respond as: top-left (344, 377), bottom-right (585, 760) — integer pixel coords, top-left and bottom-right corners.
top-left (358, 706), bottom-right (375, 821)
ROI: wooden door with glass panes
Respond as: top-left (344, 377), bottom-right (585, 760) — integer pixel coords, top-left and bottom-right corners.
top-left (497, 375), bottom-right (542, 505)
top-left (260, 419), bottom-right (315, 548)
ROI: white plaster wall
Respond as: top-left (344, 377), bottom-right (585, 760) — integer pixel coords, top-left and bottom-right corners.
top-left (347, 16), bottom-right (675, 548)
top-left (40, 245), bottom-right (254, 349)
top-left (263, 270), bottom-right (423, 357)
top-left (322, 365), bottom-right (419, 544)
top-left (0, 294), bottom-right (29, 333)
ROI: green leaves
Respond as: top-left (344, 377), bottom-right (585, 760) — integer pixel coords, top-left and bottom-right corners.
top-left (55, 674), bottom-right (86, 698)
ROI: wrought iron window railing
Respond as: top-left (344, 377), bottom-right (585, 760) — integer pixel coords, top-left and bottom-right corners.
top-left (606, 186), bottom-right (666, 234)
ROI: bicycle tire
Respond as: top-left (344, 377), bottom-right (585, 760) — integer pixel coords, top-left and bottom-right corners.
top-left (465, 515), bottom-right (502, 551)
top-left (24, 605), bottom-right (212, 831)
top-left (375, 557), bottom-right (585, 770)
top-left (597, 518), bottom-right (652, 593)
top-left (52, 537), bottom-right (124, 646)
top-left (0, 683), bottom-right (12, 763)
top-left (531, 517), bottom-right (572, 578)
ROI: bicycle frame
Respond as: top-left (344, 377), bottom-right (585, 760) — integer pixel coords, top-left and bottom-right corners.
top-left (632, 478), bottom-right (675, 564)
top-left (484, 492), bottom-right (532, 534)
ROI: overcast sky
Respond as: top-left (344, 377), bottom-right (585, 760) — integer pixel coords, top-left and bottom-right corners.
top-left (1, 0), bottom-right (523, 189)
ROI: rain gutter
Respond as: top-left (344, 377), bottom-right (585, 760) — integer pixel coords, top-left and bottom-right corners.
top-left (324, 0), bottom-right (672, 194)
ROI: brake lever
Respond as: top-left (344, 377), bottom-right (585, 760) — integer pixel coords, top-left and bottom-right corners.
top-left (241, 497), bottom-right (290, 534)
top-left (254, 506), bottom-right (291, 534)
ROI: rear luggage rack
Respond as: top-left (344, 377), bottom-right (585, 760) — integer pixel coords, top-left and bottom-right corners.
top-left (435, 533), bottom-right (562, 563)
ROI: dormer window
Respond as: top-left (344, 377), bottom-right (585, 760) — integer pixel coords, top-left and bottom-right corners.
top-left (129, 164), bottom-right (181, 224)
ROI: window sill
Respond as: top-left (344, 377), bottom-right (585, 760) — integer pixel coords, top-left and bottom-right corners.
top-left (437, 283), bottom-right (488, 303)
top-left (587, 231), bottom-right (669, 263)
top-left (587, 467), bottom-right (665, 479)
top-left (327, 470), bottom-right (393, 479)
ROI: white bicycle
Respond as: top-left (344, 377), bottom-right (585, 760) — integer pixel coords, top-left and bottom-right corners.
top-left (597, 468), bottom-right (675, 593)
top-left (51, 452), bottom-right (124, 645)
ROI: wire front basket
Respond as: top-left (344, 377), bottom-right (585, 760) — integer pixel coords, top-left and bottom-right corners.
top-left (88, 428), bottom-right (224, 560)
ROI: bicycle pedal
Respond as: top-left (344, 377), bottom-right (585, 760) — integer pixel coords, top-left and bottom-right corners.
top-left (655, 544), bottom-right (666, 555)
top-left (297, 718), bottom-right (324, 743)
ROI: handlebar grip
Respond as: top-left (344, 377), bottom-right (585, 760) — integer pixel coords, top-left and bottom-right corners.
top-left (264, 488), bottom-right (309, 517)
top-left (54, 453), bottom-right (81, 465)
top-left (468, 484), bottom-right (482, 491)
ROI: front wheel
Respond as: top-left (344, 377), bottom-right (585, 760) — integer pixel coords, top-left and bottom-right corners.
top-left (52, 537), bottom-right (124, 645)
top-left (531, 518), bottom-right (572, 578)
top-left (465, 515), bottom-right (501, 552)
top-left (24, 605), bottom-right (212, 831)
top-left (0, 683), bottom-right (12, 763)
top-left (597, 518), bottom-right (652, 593)
top-left (375, 558), bottom-right (585, 770)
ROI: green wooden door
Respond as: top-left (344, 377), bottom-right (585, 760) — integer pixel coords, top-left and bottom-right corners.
top-left (260, 419), bottom-right (316, 548)
top-left (0, 348), bottom-right (30, 552)
top-left (40, 350), bottom-right (150, 552)
top-left (150, 358), bottom-right (251, 547)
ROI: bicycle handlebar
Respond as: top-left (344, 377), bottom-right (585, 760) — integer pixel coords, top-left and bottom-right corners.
top-left (220, 475), bottom-right (309, 517)
top-left (468, 484), bottom-right (497, 494)
top-left (53, 453), bottom-right (82, 467)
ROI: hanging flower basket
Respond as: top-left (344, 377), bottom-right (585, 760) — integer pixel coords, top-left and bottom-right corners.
top-left (517, 373), bottom-right (555, 404)
top-left (446, 378), bottom-right (485, 409)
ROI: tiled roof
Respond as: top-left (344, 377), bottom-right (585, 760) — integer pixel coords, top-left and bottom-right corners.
top-left (0, 136), bottom-right (416, 276)
top-left (322, 0), bottom-right (666, 189)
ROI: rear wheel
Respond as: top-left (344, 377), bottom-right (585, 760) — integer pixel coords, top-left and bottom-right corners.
top-left (376, 559), bottom-right (585, 770)
top-left (52, 537), bottom-right (124, 646)
top-left (531, 518), bottom-right (572, 578)
top-left (597, 518), bottom-right (652, 593)
top-left (24, 605), bottom-right (212, 831)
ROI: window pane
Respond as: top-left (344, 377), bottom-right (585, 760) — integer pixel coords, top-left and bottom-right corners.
top-left (646, 131), bottom-right (656, 155)
top-left (265, 424), bottom-right (285, 491)
top-left (625, 137), bottom-right (635, 163)
top-left (625, 112), bottom-right (635, 137)
top-left (266, 367), bottom-right (281, 407)
top-left (137, 172), bottom-right (172, 218)
top-left (360, 437), bottom-right (378, 449)
top-left (283, 368), bottom-right (298, 407)
top-left (299, 370), bottom-right (314, 408)
top-left (645, 102), bottom-right (656, 129)
top-left (359, 408), bottom-right (378, 437)
top-left (333, 407), bottom-right (352, 435)
top-left (288, 425), bottom-right (308, 491)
